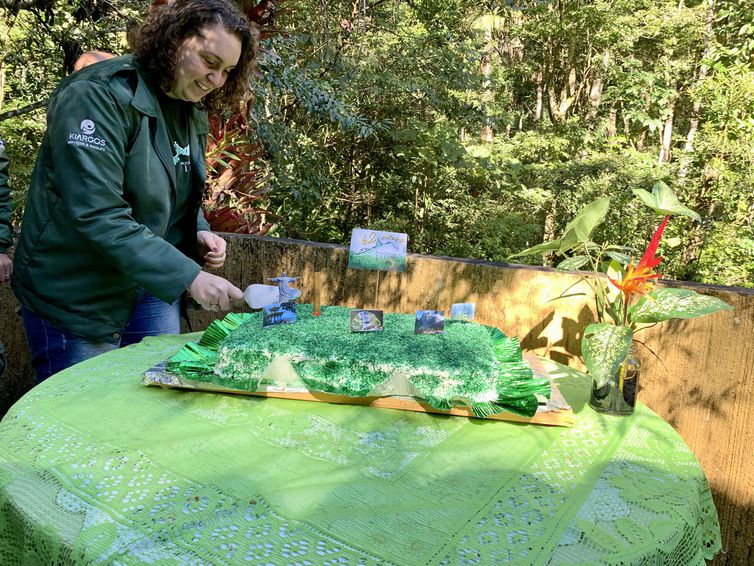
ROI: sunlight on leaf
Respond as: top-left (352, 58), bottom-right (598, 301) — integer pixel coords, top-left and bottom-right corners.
top-left (582, 323), bottom-right (633, 388)
top-left (562, 197), bottom-right (610, 242)
top-left (605, 260), bottom-right (623, 303)
top-left (629, 288), bottom-right (734, 323)
top-left (557, 256), bottom-right (589, 271)
top-left (508, 238), bottom-right (569, 259)
top-left (632, 182), bottom-right (701, 222)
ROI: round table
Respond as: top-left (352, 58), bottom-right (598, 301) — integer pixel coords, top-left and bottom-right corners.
top-left (0, 333), bottom-right (721, 565)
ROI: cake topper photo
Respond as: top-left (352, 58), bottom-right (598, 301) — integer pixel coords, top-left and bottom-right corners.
top-left (350, 309), bottom-right (384, 332)
top-left (262, 301), bottom-right (297, 327)
top-left (415, 310), bottom-right (445, 334)
top-left (348, 228), bottom-right (408, 272)
top-left (450, 303), bottom-right (475, 322)
top-left (243, 272), bottom-right (302, 309)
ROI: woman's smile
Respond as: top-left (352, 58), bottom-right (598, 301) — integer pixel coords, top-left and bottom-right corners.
top-left (166, 24), bottom-right (242, 102)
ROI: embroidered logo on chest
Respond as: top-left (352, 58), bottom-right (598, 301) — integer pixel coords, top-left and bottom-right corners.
top-left (172, 141), bottom-right (191, 172)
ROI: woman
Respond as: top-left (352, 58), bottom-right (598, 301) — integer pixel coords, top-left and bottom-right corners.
top-left (12, 0), bottom-right (256, 383)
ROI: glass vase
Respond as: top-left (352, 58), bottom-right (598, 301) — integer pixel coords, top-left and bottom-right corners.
top-left (588, 344), bottom-right (641, 415)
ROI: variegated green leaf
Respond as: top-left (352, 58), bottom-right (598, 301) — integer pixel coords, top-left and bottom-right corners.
top-left (632, 181), bottom-right (701, 222)
top-left (605, 250), bottom-right (631, 265)
top-left (629, 288), bottom-right (734, 323)
top-left (582, 323), bottom-right (633, 388)
top-left (557, 255), bottom-right (589, 271)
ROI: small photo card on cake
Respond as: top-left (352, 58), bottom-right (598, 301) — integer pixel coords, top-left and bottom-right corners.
top-left (348, 228), bottom-right (408, 272)
top-left (262, 301), bottom-right (297, 328)
top-left (415, 310), bottom-right (445, 335)
top-left (450, 303), bottom-right (475, 321)
top-left (349, 309), bottom-right (384, 332)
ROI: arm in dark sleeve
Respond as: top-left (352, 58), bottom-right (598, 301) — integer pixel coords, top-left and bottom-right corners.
top-left (197, 207), bottom-right (211, 233)
top-left (0, 140), bottom-right (12, 253)
top-left (48, 80), bottom-right (200, 302)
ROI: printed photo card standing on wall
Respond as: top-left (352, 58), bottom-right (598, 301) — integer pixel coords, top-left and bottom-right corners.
top-left (348, 229), bottom-right (408, 272)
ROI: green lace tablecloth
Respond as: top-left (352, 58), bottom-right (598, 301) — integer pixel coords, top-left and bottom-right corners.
top-left (0, 334), bottom-right (721, 565)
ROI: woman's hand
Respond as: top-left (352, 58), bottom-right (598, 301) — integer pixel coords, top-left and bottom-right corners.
top-left (0, 253), bottom-right (12, 283)
top-left (187, 271), bottom-right (243, 312)
top-left (196, 230), bottom-right (227, 269)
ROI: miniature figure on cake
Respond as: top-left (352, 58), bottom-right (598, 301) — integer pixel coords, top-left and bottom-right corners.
top-left (269, 273), bottom-right (301, 303)
top-left (243, 272), bottom-right (302, 309)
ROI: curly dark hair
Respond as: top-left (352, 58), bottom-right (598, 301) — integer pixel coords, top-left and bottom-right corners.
top-left (131, 0), bottom-right (256, 112)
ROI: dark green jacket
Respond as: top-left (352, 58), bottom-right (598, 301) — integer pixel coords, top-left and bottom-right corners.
top-left (12, 55), bottom-right (211, 343)
top-left (0, 138), bottom-right (11, 254)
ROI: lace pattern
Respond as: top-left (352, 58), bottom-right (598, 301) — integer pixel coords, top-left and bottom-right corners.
top-left (0, 334), bottom-right (720, 565)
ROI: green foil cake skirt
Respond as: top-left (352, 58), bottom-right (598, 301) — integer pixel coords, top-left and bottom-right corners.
top-left (166, 306), bottom-right (550, 418)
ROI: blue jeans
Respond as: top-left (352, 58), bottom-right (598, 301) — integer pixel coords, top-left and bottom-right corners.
top-left (22, 290), bottom-right (180, 384)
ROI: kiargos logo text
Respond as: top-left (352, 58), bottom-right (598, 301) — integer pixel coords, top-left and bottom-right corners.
top-left (67, 118), bottom-right (107, 151)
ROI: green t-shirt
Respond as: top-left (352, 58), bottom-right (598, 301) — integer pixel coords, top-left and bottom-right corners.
top-left (158, 92), bottom-right (194, 247)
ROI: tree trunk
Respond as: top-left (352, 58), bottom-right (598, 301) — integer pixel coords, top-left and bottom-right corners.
top-left (587, 51), bottom-right (609, 121)
top-left (680, 200), bottom-right (715, 276)
top-left (534, 69), bottom-right (543, 122)
top-left (678, 0), bottom-right (714, 181)
top-left (547, 66), bottom-right (584, 125)
top-left (0, 63), bottom-right (4, 112)
top-left (542, 201), bottom-right (557, 267)
top-left (547, 83), bottom-right (567, 125)
top-left (480, 27), bottom-right (494, 143)
top-left (659, 100), bottom-right (675, 163)
top-left (607, 106), bottom-right (617, 138)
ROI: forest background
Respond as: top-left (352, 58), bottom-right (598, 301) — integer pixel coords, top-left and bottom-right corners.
top-left (0, 0), bottom-right (752, 288)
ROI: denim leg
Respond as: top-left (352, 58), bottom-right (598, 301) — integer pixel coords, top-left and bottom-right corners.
top-left (120, 290), bottom-right (181, 347)
top-left (21, 307), bottom-right (117, 384)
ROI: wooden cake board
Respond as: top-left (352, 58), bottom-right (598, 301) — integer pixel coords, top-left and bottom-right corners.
top-left (142, 353), bottom-right (574, 427)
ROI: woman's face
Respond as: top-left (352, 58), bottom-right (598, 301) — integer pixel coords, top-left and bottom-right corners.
top-left (166, 24), bottom-right (242, 102)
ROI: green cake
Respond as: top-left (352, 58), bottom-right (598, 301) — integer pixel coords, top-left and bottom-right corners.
top-left (166, 305), bottom-right (551, 418)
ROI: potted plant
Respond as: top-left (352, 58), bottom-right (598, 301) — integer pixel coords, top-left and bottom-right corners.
top-left (510, 183), bottom-right (734, 414)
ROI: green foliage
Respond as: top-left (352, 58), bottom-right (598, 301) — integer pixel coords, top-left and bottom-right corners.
top-left (0, 0), bottom-right (751, 291)
top-left (694, 224), bottom-right (754, 287)
top-left (0, 0), bottom-right (147, 224)
top-left (0, 117), bottom-right (45, 222)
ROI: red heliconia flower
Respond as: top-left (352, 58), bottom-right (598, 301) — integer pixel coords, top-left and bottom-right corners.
top-left (609, 215), bottom-right (669, 298)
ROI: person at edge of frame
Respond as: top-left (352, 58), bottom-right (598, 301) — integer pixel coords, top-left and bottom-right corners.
top-left (11, 0), bottom-right (256, 384)
top-left (73, 49), bottom-right (116, 73)
top-left (0, 136), bottom-right (11, 379)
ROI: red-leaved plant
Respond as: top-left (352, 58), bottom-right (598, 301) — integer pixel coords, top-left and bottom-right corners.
top-left (203, 113), bottom-right (277, 234)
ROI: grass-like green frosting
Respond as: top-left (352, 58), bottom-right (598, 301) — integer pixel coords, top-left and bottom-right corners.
top-left (167, 304), bottom-right (550, 418)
